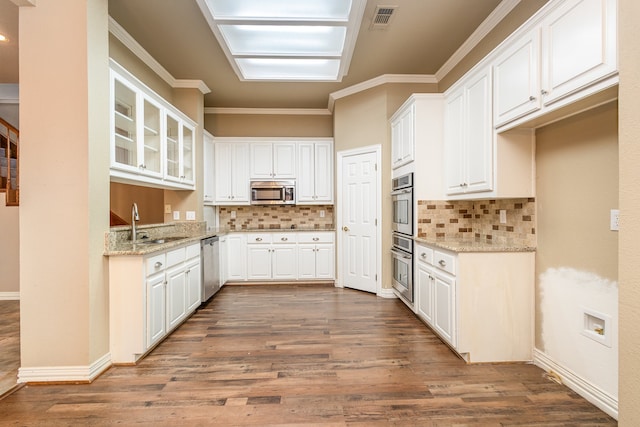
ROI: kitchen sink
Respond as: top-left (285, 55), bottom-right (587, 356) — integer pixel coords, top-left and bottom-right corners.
top-left (135, 236), bottom-right (188, 245)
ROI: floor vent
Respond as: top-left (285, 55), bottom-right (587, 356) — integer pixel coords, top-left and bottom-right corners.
top-left (370, 5), bottom-right (397, 29)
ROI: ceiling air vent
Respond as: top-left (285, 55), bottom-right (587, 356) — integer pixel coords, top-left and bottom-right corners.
top-left (370, 5), bottom-right (397, 29)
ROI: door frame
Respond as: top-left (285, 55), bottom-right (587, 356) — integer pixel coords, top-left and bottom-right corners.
top-left (335, 144), bottom-right (382, 296)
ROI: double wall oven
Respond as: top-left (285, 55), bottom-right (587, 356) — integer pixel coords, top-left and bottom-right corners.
top-left (391, 173), bottom-right (414, 303)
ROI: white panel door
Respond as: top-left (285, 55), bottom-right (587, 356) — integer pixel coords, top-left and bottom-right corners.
top-left (315, 244), bottom-right (335, 279)
top-left (250, 142), bottom-right (274, 179)
top-left (231, 143), bottom-right (250, 203)
top-left (433, 272), bottom-right (456, 347)
top-left (444, 87), bottom-right (465, 195)
top-left (247, 245), bottom-right (272, 280)
top-left (146, 273), bottom-right (166, 349)
top-left (214, 142), bottom-right (233, 202)
top-left (416, 263), bottom-right (434, 327)
top-left (166, 265), bottom-right (186, 330)
top-left (464, 67), bottom-right (493, 194)
top-left (340, 151), bottom-right (377, 293)
top-left (185, 259), bottom-right (201, 312)
top-left (273, 143), bottom-right (296, 178)
top-left (272, 245), bottom-right (297, 280)
top-left (314, 141), bottom-right (333, 203)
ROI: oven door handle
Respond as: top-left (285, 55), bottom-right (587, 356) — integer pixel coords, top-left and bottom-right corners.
top-left (391, 189), bottom-right (412, 196)
top-left (391, 249), bottom-right (412, 260)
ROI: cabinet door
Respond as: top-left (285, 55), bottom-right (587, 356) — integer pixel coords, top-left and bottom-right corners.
top-left (166, 265), bottom-right (187, 330)
top-left (219, 236), bottom-right (228, 285)
top-left (203, 132), bottom-right (214, 204)
top-left (433, 272), bottom-right (456, 347)
top-left (400, 105), bottom-right (414, 166)
top-left (416, 262), bottom-right (434, 326)
top-left (444, 87), bottom-right (465, 195)
top-left (231, 143), bottom-right (250, 203)
top-left (296, 143), bottom-right (316, 203)
top-left (391, 116), bottom-right (403, 169)
top-left (181, 122), bottom-right (195, 185)
top-left (140, 95), bottom-right (163, 177)
top-left (247, 245), bottom-right (272, 280)
top-left (297, 244), bottom-right (317, 279)
top-left (273, 143), bottom-right (296, 178)
top-left (226, 234), bottom-right (247, 280)
top-left (541, 0), bottom-right (617, 106)
top-left (464, 67), bottom-right (493, 194)
top-left (214, 142), bottom-right (233, 202)
top-left (185, 258), bottom-right (201, 313)
top-left (272, 245), bottom-right (297, 280)
top-left (250, 143), bottom-right (274, 179)
top-left (315, 244), bottom-right (335, 279)
top-left (493, 29), bottom-right (541, 127)
top-left (165, 112), bottom-right (181, 182)
top-left (146, 273), bottom-right (166, 349)
top-left (313, 142), bottom-right (333, 203)
top-left (111, 73), bottom-right (139, 171)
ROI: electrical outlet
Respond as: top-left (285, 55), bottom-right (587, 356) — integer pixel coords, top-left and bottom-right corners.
top-left (610, 209), bottom-right (619, 231)
top-left (499, 209), bottom-right (507, 224)
top-left (164, 204), bottom-right (172, 214)
top-left (186, 211), bottom-right (196, 221)
top-left (320, 210), bottom-right (325, 218)
top-left (231, 210), bottom-right (236, 219)
top-left (173, 211), bottom-right (180, 220)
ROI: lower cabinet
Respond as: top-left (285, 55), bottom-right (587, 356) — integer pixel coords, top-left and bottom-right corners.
top-left (110, 242), bottom-right (201, 364)
top-left (226, 231), bottom-right (335, 282)
top-left (415, 242), bottom-right (534, 363)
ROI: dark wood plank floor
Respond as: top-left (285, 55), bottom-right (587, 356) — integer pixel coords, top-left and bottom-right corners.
top-left (0, 284), bottom-right (616, 426)
top-left (0, 300), bottom-right (20, 397)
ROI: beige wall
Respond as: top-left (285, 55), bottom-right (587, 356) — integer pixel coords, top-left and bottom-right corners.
top-left (205, 113), bottom-right (333, 137)
top-left (618, 0), bottom-right (640, 423)
top-left (19, 0), bottom-right (110, 368)
top-left (0, 201), bottom-right (19, 294)
top-left (110, 182), bottom-right (164, 225)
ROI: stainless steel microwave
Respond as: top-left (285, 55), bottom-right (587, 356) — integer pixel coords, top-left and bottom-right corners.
top-left (250, 180), bottom-right (296, 205)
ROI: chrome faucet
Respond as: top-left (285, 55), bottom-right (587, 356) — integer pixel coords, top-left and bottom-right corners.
top-left (131, 203), bottom-right (139, 242)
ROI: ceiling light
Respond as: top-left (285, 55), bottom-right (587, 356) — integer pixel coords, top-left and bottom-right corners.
top-left (196, 0), bottom-right (366, 82)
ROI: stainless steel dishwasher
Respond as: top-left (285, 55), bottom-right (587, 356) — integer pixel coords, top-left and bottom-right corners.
top-left (201, 236), bottom-right (220, 303)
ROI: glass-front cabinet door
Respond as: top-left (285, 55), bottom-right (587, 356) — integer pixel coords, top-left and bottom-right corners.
top-left (112, 76), bottom-right (138, 171)
top-left (141, 96), bottom-right (162, 177)
top-left (165, 112), bottom-right (180, 181)
top-left (181, 122), bottom-right (194, 184)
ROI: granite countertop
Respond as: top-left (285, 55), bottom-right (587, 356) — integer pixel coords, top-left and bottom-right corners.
top-left (414, 236), bottom-right (536, 253)
top-left (105, 226), bottom-right (336, 256)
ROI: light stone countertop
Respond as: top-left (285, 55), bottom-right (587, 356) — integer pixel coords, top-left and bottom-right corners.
top-left (104, 225), bottom-right (336, 256)
top-left (414, 236), bottom-right (536, 253)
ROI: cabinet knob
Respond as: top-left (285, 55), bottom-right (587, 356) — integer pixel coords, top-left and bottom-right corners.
top-left (313, 237), bottom-right (320, 241)
top-left (438, 259), bottom-right (446, 267)
top-left (421, 253), bottom-right (427, 258)
top-left (529, 95), bottom-right (536, 101)
top-left (342, 226), bottom-right (349, 232)
top-left (541, 89), bottom-right (548, 96)
top-left (154, 262), bottom-right (163, 268)
top-left (256, 237), bottom-right (263, 242)
top-left (281, 237), bottom-right (288, 241)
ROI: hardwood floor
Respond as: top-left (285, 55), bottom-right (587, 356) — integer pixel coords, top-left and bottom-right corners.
top-left (0, 284), bottom-right (616, 426)
top-left (0, 300), bottom-right (19, 397)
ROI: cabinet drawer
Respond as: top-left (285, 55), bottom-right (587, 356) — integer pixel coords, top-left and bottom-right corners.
top-left (433, 250), bottom-right (455, 275)
top-left (166, 246), bottom-right (186, 267)
top-left (146, 253), bottom-right (166, 276)
top-left (298, 232), bottom-right (335, 244)
top-left (416, 245), bottom-right (434, 265)
top-left (272, 233), bottom-right (296, 244)
top-left (246, 233), bottom-right (272, 244)
top-left (186, 243), bottom-right (200, 259)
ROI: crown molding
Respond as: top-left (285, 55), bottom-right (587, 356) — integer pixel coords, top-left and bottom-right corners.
top-left (205, 107), bottom-right (331, 116)
top-left (0, 84), bottom-right (19, 104)
top-left (108, 16), bottom-right (211, 95)
top-left (434, 0), bottom-right (521, 81)
top-left (328, 74), bottom-right (437, 111)
top-left (10, 0), bottom-right (36, 6)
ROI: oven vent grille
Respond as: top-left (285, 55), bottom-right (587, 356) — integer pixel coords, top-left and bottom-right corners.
top-left (370, 5), bottom-right (397, 29)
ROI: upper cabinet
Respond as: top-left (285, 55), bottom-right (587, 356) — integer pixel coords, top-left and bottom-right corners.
top-left (297, 139), bottom-right (333, 204)
top-left (391, 103), bottom-right (415, 169)
top-left (213, 140), bottom-right (250, 205)
top-left (109, 61), bottom-right (197, 190)
top-left (250, 141), bottom-right (296, 179)
top-left (493, 0), bottom-right (617, 129)
top-left (203, 131), bottom-right (215, 205)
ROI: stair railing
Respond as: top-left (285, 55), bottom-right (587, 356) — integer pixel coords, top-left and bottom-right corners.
top-left (0, 117), bottom-right (19, 206)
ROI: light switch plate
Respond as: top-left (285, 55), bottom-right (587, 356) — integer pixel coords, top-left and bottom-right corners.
top-left (499, 210), bottom-right (507, 224)
top-left (164, 204), bottom-right (172, 214)
top-left (186, 211), bottom-right (196, 221)
top-left (610, 209), bottom-right (619, 231)
top-left (320, 210), bottom-right (325, 218)
top-left (173, 211), bottom-right (180, 220)
top-left (231, 210), bottom-right (237, 219)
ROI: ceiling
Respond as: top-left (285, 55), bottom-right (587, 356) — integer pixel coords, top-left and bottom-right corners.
top-left (1, 0), bottom-right (506, 110)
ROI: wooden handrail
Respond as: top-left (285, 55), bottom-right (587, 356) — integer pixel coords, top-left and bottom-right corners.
top-left (0, 117), bottom-right (19, 206)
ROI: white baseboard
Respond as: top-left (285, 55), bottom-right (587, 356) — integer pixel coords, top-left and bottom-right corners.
top-left (18, 352), bottom-right (112, 384)
top-left (0, 292), bottom-right (19, 300)
top-left (533, 348), bottom-right (618, 420)
top-left (378, 287), bottom-right (397, 299)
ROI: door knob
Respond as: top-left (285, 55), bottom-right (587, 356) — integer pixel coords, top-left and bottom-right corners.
top-left (342, 226), bottom-right (349, 232)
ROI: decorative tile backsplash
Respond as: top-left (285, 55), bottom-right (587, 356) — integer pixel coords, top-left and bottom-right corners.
top-left (219, 205), bottom-right (334, 230)
top-left (417, 198), bottom-right (536, 246)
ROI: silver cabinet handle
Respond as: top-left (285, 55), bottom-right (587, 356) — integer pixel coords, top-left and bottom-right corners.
top-left (154, 262), bottom-right (163, 268)
top-left (438, 260), bottom-right (446, 267)
top-left (256, 237), bottom-right (263, 242)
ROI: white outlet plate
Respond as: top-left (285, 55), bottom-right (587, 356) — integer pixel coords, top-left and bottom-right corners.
top-left (320, 210), bottom-right (325, 218)
top-left (231, 210), bottom-right (236, 219)
top-left (499, 209), bottom-right (507, 224)
top-left (610, 209), bottom-right (619, 231)
top-left (164, 204), bottom-right (172, 214)
top-left (186, 211), bottom-right (196, 221)
top-left (173, 211), bottom-right (180, 220)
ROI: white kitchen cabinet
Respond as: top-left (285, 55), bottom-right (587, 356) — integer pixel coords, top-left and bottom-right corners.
top-left (493, 0), bottom-right (617, 129)
top-left (391, 102), bottom-right (415, 169)
top-left (214, 141), bottom-right (250, 205)
top-left (203, 131), bottom-right (215, 205)
top-left (250, 142), bottom-right (296, 179)
top-left (444, 65), bottom-right (493, 197)
top-left (246, 233), bottom-right (297, 280)
top-left (413, 242), bottom-right (534, 363)
top-left (297, 140), bottom-right (333, 204)
top-left (109, 61), bottom-right (197, 190)
top-left (109, 241), bottom-right (202, 364)
top-left (219, 235), bottom-right (228, 285)
top-left (226, 233), bottom-right (247, 281)
top-left (297, 232), bottom-right (335, 279)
